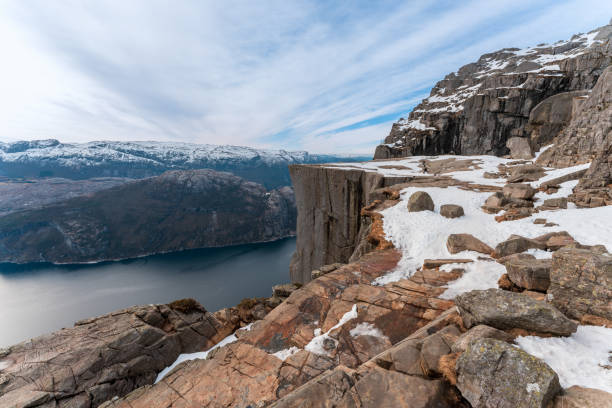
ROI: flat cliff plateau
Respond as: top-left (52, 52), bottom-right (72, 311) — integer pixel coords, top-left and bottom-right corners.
top-left (0, 169), bottom-right (296, 264)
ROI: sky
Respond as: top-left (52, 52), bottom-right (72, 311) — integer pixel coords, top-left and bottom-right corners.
top-left (0, 1), bottom-right (611, 154)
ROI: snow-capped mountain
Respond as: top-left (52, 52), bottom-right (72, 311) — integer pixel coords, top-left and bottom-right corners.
top-left (0, 139), bottom-right (369, 188)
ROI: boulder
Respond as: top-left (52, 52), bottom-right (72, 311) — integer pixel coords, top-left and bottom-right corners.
top-left (272, 283), bottom-right (300, 298)
top-left (451, 325), bottom-right (514, 353)
top-left (533, 218), bottom-right (546, 224)
top-left (457, 338), bottom-right (561, 408)
top-left (508, 164), bottom-right (545, 183)
top-left (447, 233), bottom-right (494, 255)
top-left (545, 235), bottom-right (576, 251)
top-left (387, 339), bottom-right (423, 376)
top-left (542, 197), bottom-right (567, 209)
top-left (494, 235), bottom-right (546, 257)
top-left (503, 183), bottom-right (536, 200)
top-left (407, 191), bottom-right (435, 212)
top-left (506, 137), bottom-right (534, 160)
top-left (440, 204), bottom-right (464, 218)
top-left (505, 258), bottom-right (552, 292)
top-left (553, 386), bottom-right (612, 408)
top-left (484, 192), bottom-right (508, 208)
top-left (455, 289), bottom-right (577, 336)
top-left (549, 247), bottom-right (612, 321)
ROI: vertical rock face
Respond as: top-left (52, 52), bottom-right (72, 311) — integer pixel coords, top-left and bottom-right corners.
top-left (374, 21), bottom-right (612, 159)
top-left (288, 165), bottom-right (390, 283)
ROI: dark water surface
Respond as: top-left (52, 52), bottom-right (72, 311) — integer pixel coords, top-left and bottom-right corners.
top-left (0, 237), bottom-right (295, 347)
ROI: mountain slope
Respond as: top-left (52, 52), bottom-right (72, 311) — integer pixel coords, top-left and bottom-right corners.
top-left (374, 20), bottom-right (612, 159)
top-left (0, 169), bottom-right (296, 264)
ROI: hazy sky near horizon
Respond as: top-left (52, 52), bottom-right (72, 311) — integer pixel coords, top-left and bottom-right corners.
top-left (1, 1), bottom-right (611, 154)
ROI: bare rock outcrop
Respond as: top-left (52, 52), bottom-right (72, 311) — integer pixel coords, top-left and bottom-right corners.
top-left (548, 247), bottom-right (612, 323)
top-left (0, 300), bottom-right (230, 408)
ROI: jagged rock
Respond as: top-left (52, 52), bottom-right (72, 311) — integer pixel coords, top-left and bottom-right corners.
top-left (272, 283), bottom-right (301, 298)
top-left (456, 338), bottom-right (561, 408)
top-left (270, 367), bottom-right (355, 407)
top-left (447, 233), bottom-right (493, 255)
top-left (338, 367), bottom-right (454, 407)
top-left (455, 289), bottom-right (577, 336)
top-left (451, 325), bottom-right (513, 353)
top-left (548, 247), bottom-right (612, 322)
top-left (494, 235), bottom-right (546, 257)
top-left (538, 65), bottom-right (612, 169)
top-left (420, 325), bottom-right (461, 376)
top-left (374, 22), bottom-right (612, 160)
top-left (440, 204), bottom-right (464, 218)
top-left (506, 137), bottom-right (533, 159)
top-left (553, 386), bottom-right (612, 408)
top-left (542, 197), bottom-right (567, 209)
top-left (503, 183), bottom-right (536, 200)
top-left (505, 258), bottom-right (552, 292)
top-left (407, 191), bottom-right (435, 212)
top-left (545, 234), bottom-right (576, 250)
top-left (507, 164), bottom-right (545, 183)
top-left (0, 301), bottom-right (230, 408)
top-left (484, 191), bottom-right (508, 208)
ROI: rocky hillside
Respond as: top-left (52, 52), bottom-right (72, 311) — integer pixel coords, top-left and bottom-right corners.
top-left (0, 169), bottom-right (296, 264)
top-left (374, 19), bottom-right (612, 159)
top-left (0, 140), bottom-right (368, 189)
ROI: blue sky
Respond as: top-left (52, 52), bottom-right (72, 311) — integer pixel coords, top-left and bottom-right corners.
top-left (0, 1), bottom-right (611, 154)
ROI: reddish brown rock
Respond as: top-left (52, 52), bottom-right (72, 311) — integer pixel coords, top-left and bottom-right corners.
top-left (503, 183), bottom-right (536, 200)
top-left (446, 233), bottom-right (494, 255)
top-left (505, 258), bottom-right (552, 292)
top-left (440, 204), bottom-right (464, 218)
top-left (553, 386), bottom-right (612, 408)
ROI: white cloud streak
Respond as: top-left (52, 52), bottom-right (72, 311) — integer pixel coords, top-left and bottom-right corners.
top-left (0, 1), bottom-right (610, 153)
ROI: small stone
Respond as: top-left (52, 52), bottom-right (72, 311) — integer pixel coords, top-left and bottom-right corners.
top-left (543, 197), bottom-right (567, 209)
top-left (440, 204), bottom-right (464, 218)
top-left (533, 218), bottom-right (546, 224)
top-left (407, 191), bottom-right (434, 212)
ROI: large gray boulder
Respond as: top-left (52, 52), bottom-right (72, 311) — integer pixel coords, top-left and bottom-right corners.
top-left (457, 338), bottom-right (561, 408)
top-left (503, 183), bottom-right (536, 200)
top-left (455, 289), bottom-right (577, 336)
top-left (506, 137), bottom-right (533, 159)
top-left (549, 247), bottom-right (612, 322)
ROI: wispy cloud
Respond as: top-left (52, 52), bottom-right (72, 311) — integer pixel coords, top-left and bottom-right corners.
top-left (0, 1), bottom-right (610, 153)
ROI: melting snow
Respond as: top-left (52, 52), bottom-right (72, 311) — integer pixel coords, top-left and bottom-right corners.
top-left (349, 322), bottom-right (388, 340)
top-left (273, 347), bottom-right (300, 361)
top-left (305, 304), bottom-right (358, 356)
top-left (154, 323), bottom-right (253, 383)
top-left (516, 325), bottom-right (612, 393)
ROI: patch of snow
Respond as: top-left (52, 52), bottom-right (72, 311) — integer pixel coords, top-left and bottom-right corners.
top-left (526, 383), bottom-right (541, 393)
top-left (534, 180), bottom-right (578, 201)
top-left (533, 144), bottom-right (553, 160)
top-left (273, 346), bottom-right (300, 361)
top-left (533, 163), bottom-right (591, 186)
top-left (524, 248), bottom-right (552, 259)
top-left (349, 322), bottom-right (388, 340)
top-left (305, 304), bottom-right (358, 356)
top-left (154, 323), bottom-right (252, 383)
top-left (439, 260), bottom-right (506, 299)
top-left (516, 325), bottom-right (612, 393)
top-left (398, 119), bottom-right (436, 131)
top-left (0, 360), bottom-right (10, 370)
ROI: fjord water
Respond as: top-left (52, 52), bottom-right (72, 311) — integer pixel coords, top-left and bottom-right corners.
top-left (0, 237), bottom-right (295, 347)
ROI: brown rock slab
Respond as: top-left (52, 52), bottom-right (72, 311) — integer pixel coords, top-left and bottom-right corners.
top-left (553, 386), bottom-right (612, 408)
top-left (451, 324), bottom-right (514, 353)
top-left (494, 235), bottom-right (546, 257)
top-left (0, 301), bottom-right (229, 408)
top-left (505, 258), bottom-right (552, 292)
top-left (503, 183), bottom-right (536, 200)
top-left (446, 233), bottom-right (493, 255)
top-left (423, 259), bottom-right (472, 269)
top-left (440, 204), bottom-right (464, 218)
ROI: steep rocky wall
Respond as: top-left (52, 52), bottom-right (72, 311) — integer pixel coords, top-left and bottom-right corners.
top-left (374, 21), bottom-right (612, 159)
top-left (288, 165), bottom-right (411, 283)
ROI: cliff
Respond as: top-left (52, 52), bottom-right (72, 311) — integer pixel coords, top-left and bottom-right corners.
top-left (374, 20), bottom-right (612, 159)
top-left (0, 169), bottom-right (296, 264)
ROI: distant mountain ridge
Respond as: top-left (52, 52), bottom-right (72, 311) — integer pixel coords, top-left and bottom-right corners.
top-left (0, 139), bottom-right (369, 188)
